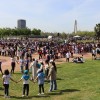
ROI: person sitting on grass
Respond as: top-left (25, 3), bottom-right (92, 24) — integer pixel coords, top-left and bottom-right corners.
top-left (17, 70), bottom-right (34, 97)
top-left (34, 69), bottom-right (45, 95)
top-left (2, 69), bottom-right (16, 98)
top-left (73, 55), bottom-right (85, 63)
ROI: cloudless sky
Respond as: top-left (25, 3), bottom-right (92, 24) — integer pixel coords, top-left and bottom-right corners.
top-left (0, 0), bottom-right (99, 33)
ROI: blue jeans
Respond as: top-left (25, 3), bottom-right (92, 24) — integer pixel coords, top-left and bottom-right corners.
top-left (49, 80), bottom-right (57, 91)
top-left (20, 66), bottom-right (24, 73)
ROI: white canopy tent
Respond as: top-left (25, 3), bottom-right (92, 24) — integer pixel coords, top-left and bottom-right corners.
top-left (48, 36), bottom-right (52, 40)
top-left (73, 35), bottom-right (80, 38)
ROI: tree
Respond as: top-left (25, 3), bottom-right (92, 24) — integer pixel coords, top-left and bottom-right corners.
top-left (61, 32), bottom-right (67, 39)
top-left (94, 23), bottom-right (100, 42)
top-left (31, 28), bottom-right (41, 35)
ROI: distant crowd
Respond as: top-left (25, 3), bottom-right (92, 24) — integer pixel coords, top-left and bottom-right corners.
top-left (0, 38), bottom-right (100, 98)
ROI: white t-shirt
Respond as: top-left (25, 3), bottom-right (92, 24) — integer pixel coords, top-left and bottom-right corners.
top-left (19, 59), bottom-right (24, 66)
top-left (66, 52), bottom-right (71, 58)
top-left (2, 75), bottom-right (11, 84)
top-left (11, 58), bottom-right (16, 63)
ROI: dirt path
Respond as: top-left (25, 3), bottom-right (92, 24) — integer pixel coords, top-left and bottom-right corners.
top-left (0, 53), bottom-right (92, 72)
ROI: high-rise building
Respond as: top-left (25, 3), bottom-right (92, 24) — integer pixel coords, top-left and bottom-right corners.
top-left (17, 19), bottom-right (26, 28)
top-left (74, 20), bottom-right (77, 34)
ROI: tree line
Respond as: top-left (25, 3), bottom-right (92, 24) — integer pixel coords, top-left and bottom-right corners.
top-left (0, 28), bottom-right (41, 38)
top-left (0, 23), bottom-right (100, 40)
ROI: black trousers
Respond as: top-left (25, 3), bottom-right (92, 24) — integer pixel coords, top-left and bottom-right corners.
top-left (11, 62), bottom-right (15, 74)
top-left (23, 84), bottom-right (29, 96)
top-left (4, 84), bottom-right (9, 96)
top-left (66, 58), bottom-right (69, 62)
top-left (39, 54), bottom-right (42, 59)
top-left (39, 84), bottom-right (44, 93)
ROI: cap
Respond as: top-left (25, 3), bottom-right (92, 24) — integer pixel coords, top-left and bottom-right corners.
top-left (24, 70), bottom-right (28, 74)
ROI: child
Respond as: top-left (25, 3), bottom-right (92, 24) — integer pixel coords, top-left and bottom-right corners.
top-left (2, 69), bottom-right (16, 98)
top-left (34, 69), bottom-right (45, 95)
top-left (17, 70), bottom-right (33, 97)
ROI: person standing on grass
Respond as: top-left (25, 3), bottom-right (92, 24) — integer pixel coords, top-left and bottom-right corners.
top-left (0, 60), bottom-right (3, 75)
top-left (34, 69), bottom-right (45, 95)
top-left (2, 69), bottom-right (16, 98)
top-left (10, 56), bottom-right (17, 74)
top-left (17, 70), bottom-right (33, 97)
top-left (92, 48), bottom-right (96, 60)
top-left (19, 57), bottom-right (25, 73)
top-left (47, 61), bottom-right (57, 92)
top-left (38, 48), bottom-right (42, 59)
top-left (44, 60), bottom-right (49, 79)
top-left (24, 57), bottom-right (30, 70)
top-left (30, 58), bottom-right (38, 80)
top-left (66, 51), bottom-right (71, 62)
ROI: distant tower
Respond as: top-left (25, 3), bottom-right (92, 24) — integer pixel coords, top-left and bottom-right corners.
top-left (74, 20), bottom-right (77, 34)
top-left (17, 19), bottom-right (26, 28)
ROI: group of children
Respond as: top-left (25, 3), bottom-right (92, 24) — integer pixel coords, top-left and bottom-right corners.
top-left (1, 59), bottom-right (57, 98)
top-left (2, 68), bottom-right (45, 98)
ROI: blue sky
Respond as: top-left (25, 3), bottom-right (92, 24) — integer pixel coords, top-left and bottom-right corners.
top-left (0, 0), bottom-right (99, 33)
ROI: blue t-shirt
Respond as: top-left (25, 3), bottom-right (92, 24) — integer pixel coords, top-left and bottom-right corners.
top-left (38, 72), bottom-right (45, 85)
top-left (22, 74), bottom-right (30, 80)
top-left (36, 63), bottom-right (41, 68)
top-left (21, 74), bottom-right (30, 84)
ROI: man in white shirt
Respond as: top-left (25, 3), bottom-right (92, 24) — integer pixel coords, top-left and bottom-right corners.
top-left (66, 51), bottom-right (71, 62)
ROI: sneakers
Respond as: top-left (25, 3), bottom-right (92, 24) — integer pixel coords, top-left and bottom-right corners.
top-left (4, 95), bottom-right (10, 98)
top-left (38, 93), bottom-right (44, 95)
top-left (7, 96), bottom-right (10, 98)
top-left (41, 92), bottom-right (44, 95)
top-left (22, 95), bottom-right (25, 97)
top-left (4, 95), bottom-right (7, 98)
top-left (38, 93), bottom-right (41, 96)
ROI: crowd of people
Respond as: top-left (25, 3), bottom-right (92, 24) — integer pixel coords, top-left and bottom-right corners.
top-left (0, 38), bottom-right (100, 98)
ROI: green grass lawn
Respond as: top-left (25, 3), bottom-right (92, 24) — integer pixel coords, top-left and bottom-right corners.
top-left (0, 60), bottom-right (100, 100)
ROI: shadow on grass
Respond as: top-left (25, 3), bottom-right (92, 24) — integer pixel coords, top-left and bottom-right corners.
top-left (11, 96), bottom-right (33, 99)
top-left (61, 89), bottom-right (80, 93)
top-left (11, 95), bottom-right (50, 99)
top-left (57, 78), bottom-right (64, 80)
top-left (33, 95), bottom-right (50, 98)
top-left (47, 89), bottom-right (80, 96)
top-left (47, 92), bottom-right (62, 96)
top-left (0, 94), bottom-right (4, 97)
